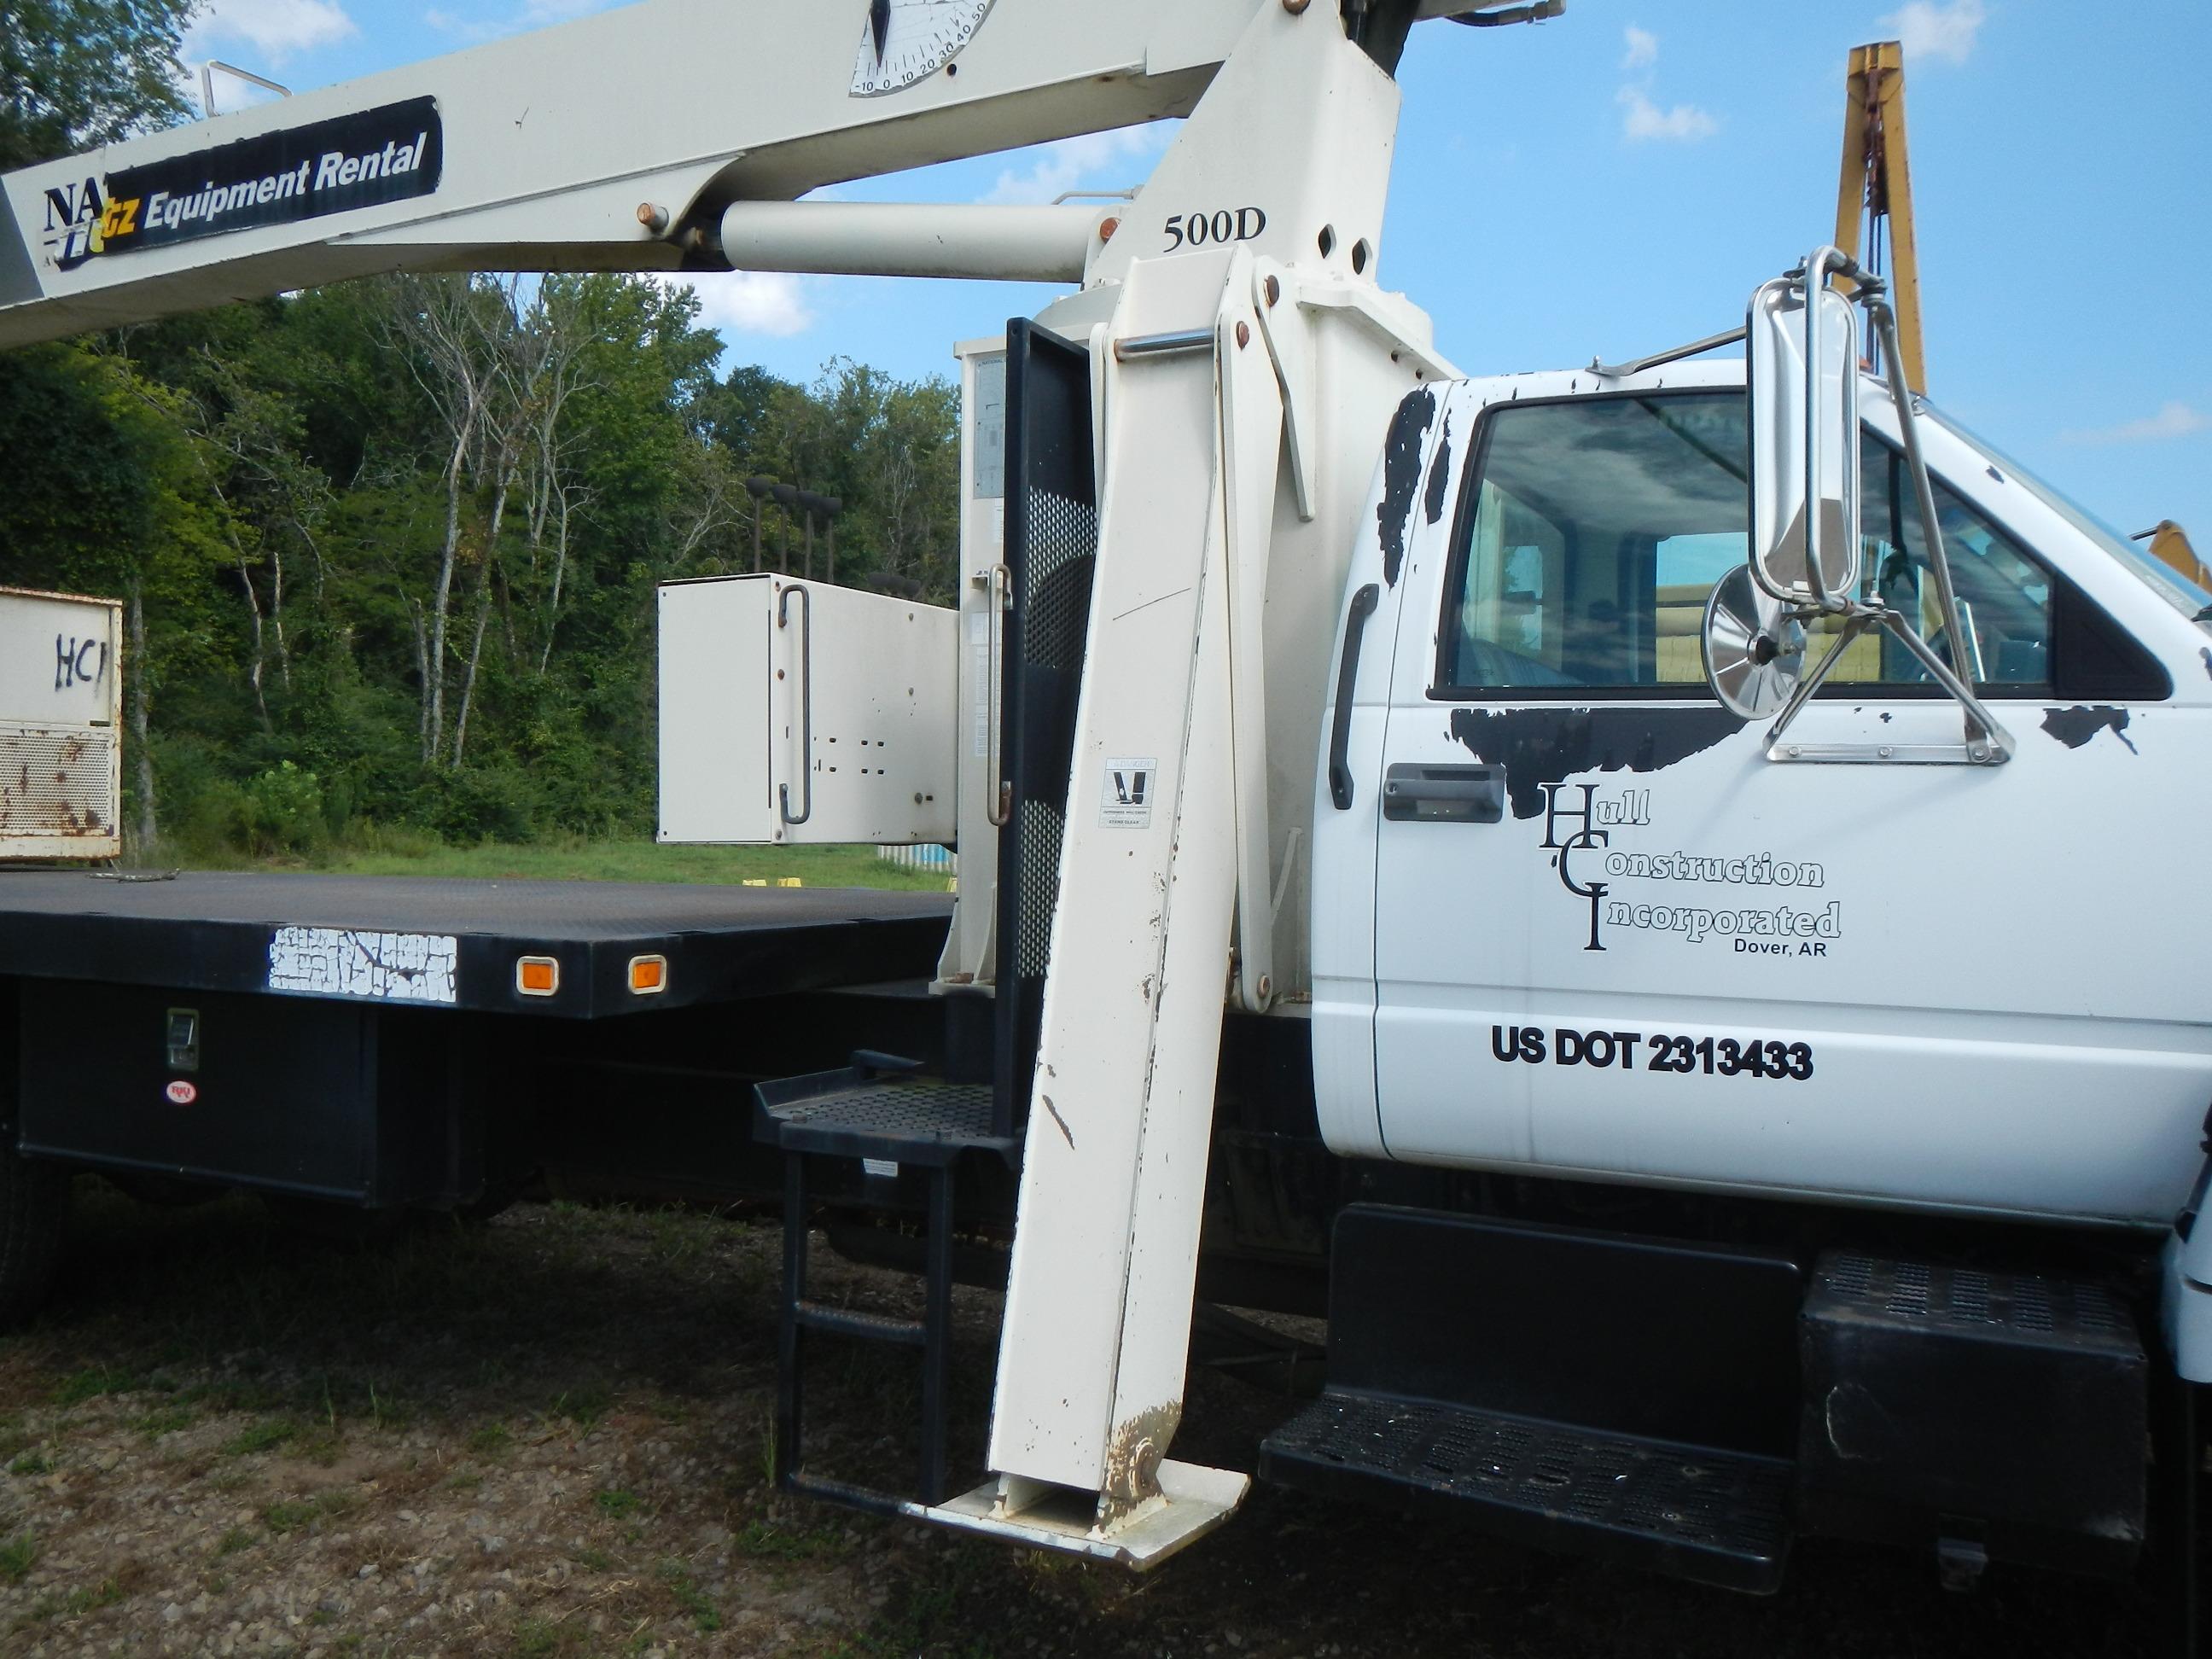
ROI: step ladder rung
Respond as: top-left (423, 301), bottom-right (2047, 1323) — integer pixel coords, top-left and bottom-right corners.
top-left (789, 1472), bottom-right (909, 1518)
top-left (794, 1300), bottom-right (928, 1345)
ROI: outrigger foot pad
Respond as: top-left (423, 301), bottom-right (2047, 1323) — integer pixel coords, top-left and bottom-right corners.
top-left (904, 1462), bottom-right (1250, 1570)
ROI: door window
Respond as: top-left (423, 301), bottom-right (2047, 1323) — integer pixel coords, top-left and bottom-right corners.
top-left (1833, 440), bottom-right (2051, 687)
top-left (1438, 392), bottom-right (2064, 696)
top-left (1439, 393), bottom-right (1749, 693)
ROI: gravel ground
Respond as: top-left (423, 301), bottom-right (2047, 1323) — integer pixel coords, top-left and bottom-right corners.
top-left (0, 1180), bottom-right (2191, 1657)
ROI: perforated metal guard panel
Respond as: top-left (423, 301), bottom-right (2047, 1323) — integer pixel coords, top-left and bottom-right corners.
top-left (1264, 1392), bottom-right (1793, 1592)
top-left (1012, 489), bottom-right (1097, 981)
top-left (994, 322), bottom-right (1097, 1127)
top-left (0, 725), bottom-right (114, 842)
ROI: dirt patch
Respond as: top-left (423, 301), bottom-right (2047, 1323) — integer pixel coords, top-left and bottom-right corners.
top-left (0, 1181), bottom-right (2183, 1656)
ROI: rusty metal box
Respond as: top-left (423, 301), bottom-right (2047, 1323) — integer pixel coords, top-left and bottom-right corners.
top-left (0, 586), bottom-right (122, 860)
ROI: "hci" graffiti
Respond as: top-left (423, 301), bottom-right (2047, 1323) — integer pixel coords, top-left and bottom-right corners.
top-left (55, 635), bottom-right (109, 693)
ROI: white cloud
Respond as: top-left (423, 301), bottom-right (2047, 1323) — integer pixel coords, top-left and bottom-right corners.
top-left (185, 0), bottom-right (357, 66)
top-left (425, 0), bottom-right (619, 44)
top-left (1879, 0), bottom-right (1988, 67)
top-left (1619, 86), bottom-right (1717, 143)
top-left (981, 124), bottom-right (1175, 207)
top-left (1614, 27), bottom-right (1713, 143)
top-left (2062, 401), bottom-right (2210, 446)
top-left (670, 271), bottom-right (818, 341)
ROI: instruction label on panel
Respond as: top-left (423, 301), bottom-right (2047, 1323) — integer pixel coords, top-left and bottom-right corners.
top-left (267, 927), bottom-right (459, 1004)
top-left (1100, 757), bottom-right (1157, 830)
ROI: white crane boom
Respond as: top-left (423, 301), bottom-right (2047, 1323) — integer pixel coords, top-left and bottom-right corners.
top-left (1, 0), bottom-right (1293, 346)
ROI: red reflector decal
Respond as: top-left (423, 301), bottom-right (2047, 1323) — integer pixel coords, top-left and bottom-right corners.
top-left (165, 1080), bottom-right (198, 1105)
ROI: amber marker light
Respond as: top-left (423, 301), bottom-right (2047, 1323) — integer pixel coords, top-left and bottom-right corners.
top-left (515, 956), bottom-right (560, 997)
top-left (628, 955), bottom-right (668, 995)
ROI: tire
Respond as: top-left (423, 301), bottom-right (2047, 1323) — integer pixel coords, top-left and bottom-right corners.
top-left (0, 1142), bottom-right (70, 1327)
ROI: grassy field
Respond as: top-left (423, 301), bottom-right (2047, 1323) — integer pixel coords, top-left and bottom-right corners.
top-left (0, 1187), bottom-right (2186, 1657)
top-left (194, 836), bottom-right (954, 893)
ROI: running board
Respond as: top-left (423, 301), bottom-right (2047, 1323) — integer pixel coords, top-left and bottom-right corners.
top-left (904, 1463), bottom-right (1252, 1570)
top-left (1261, 1392), bottom-right (1790, 1593)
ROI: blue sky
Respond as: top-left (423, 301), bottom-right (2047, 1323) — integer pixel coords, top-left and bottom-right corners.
top-left (180, 0), bottom-right (2211, 542)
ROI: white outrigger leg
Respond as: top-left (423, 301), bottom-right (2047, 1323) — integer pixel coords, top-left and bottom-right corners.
top-left (909, 0), bottom-right (1448, 1566)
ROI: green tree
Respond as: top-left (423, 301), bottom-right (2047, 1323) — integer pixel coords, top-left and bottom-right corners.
top-left (1, 0), bottom-right (195, 171)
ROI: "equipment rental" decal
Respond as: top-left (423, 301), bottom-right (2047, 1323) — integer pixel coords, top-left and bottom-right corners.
top-left (42, 96), bottom-right (443, 271)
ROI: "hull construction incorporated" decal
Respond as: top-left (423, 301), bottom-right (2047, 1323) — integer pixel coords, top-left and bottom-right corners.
top-left (1539, 782), bottom-right (1842, 958)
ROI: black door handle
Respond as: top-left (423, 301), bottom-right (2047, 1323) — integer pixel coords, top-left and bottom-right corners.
top-left (1328, 585), bottom-right (1381, 811)
top-left (1382, 763), bottom-right (1505, 823)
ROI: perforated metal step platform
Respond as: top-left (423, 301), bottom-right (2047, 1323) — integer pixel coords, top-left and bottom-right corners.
top-left (754, 1062), bottom-right (1015, 1166)
top-left (1260, 1391), bottom-right (1793, 1594)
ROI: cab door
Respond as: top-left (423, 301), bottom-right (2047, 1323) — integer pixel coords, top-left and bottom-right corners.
top-left (1364, 366), bottom-right (2212, 1225)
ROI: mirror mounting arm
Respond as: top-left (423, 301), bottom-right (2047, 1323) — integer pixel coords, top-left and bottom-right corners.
top-left (1763, 603), bottom-right (2014, 765)
top-left (1864, 294), bottom-right (1988, 730)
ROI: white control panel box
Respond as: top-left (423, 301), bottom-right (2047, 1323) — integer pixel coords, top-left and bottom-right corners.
top-left (0, 586), bottom-right (123, 861)
top-left (658, 574), bottom-right (957, 847)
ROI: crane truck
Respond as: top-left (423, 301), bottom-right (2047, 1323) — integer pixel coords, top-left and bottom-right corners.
top-left (0, 0), bottom-right (2203, 1633)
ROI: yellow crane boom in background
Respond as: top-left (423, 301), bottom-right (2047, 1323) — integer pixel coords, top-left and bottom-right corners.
top-left (1834, 39), bottom-right (1926, 394)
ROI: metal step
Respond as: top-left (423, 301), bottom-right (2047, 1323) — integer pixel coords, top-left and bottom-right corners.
top-left (789, 1471), bottom-right (907, 1519)
top-left (1260, 1390), bottom-right (1793, 1594)
top-left (793, 1299), bottom-right (926, 1345)
top-left (756, 1065), bottom-right (1016, 1167)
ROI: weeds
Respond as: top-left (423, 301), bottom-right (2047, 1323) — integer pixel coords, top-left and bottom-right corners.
top-left (261, 1501), bottom-right (317, 1535)
top-left (553, 1383), bottom-right (614, 1431)
top-left (594, 1488), bottom-right (640, 1518)
top-left (8, 1451), bottom-right (49, 1476)
top-left (14, 1575), bottom-right (123, 1628)
top-left (0, 1532), bottom-right (38, 1583)
top-left (734, 1518), bottom-right (837, 1561)
top-left (132, 1405), bottom-right (195, 1440)
top-left (223, 1417), bottom-right (298, 1458)
top-left (50, 1365), bottom-right (139, 1406)
top-left (658, 1559), bottom-right (721, 1633)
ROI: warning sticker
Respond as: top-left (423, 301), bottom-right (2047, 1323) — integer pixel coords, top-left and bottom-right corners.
top-left (1100, 757), bottom-right (1157, 830)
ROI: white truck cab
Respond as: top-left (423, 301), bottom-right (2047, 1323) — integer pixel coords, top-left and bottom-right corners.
top-left (1318, 357), bottom-right (2212, 1226)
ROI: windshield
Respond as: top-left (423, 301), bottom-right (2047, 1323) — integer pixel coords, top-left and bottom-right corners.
top-left (1920, 403), bottom-right (2212, 629)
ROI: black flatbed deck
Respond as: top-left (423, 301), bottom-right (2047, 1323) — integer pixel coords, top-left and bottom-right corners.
top-left (0, 870), bottom-right (952, 1018)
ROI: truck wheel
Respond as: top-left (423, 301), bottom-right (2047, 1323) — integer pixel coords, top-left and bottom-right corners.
top-left (0, 1143), bottom-right (69, 1327)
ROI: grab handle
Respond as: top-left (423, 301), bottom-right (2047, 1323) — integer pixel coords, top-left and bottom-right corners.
top-left (1327, 585), bottom-right (1381, 811)
top-left (779, 583), bottom-right (813, 827)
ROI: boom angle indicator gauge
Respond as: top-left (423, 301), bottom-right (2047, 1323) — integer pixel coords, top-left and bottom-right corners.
top-left (852, 0), bottom-right (997, 97)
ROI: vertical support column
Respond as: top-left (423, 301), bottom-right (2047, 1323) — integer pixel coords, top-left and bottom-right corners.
top-left (920, 1163), bottom-right (957, 1506)
top-left (905, 0), bottom-right (1429, 1566)
top-left (776, 1152), bottom-right (807, 1489)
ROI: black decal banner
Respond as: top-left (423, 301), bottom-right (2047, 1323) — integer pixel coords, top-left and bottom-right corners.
top-left (90, 96), bottom-right (443, 263)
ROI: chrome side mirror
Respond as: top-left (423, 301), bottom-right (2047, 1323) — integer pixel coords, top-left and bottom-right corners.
top-left (1747, 259), bottom-right (1860, 608)
top-left (1703, 247), bottom-right (2014, 766)
top-left (1702, 565), bottom-right (1806, 719)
